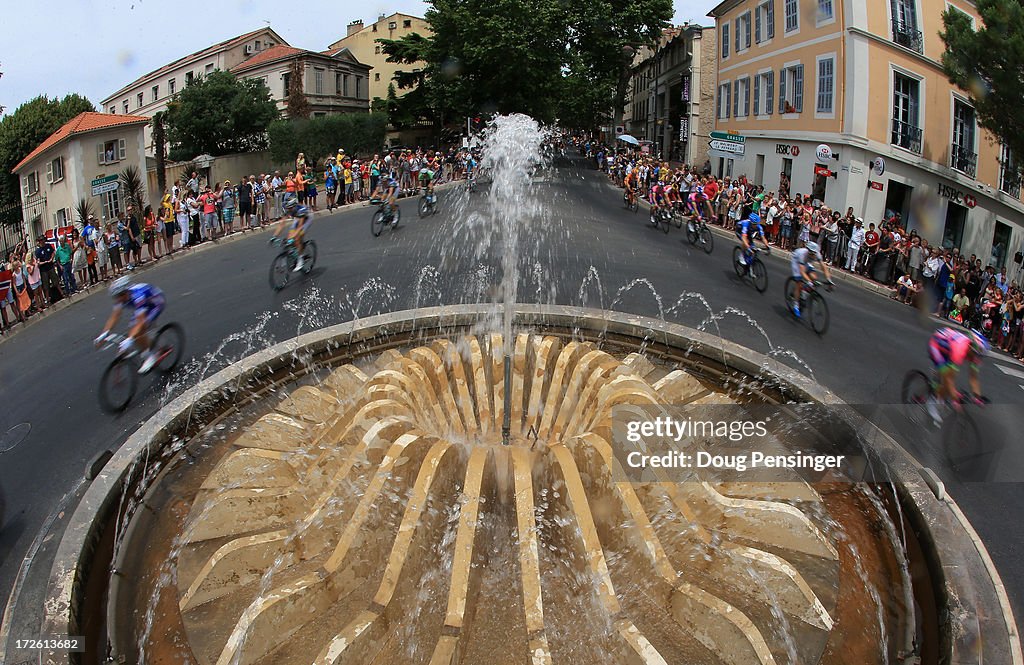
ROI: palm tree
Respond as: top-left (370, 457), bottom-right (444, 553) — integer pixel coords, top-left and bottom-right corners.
top-left (74, 197), bottom-right (94, 226)
top-left (119, 165), bottom-right (146, 214)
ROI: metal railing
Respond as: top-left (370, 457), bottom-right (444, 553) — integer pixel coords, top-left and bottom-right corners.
top-left (890, 118), bottom-right (923, 154)
top-left (951, 143), bottom-right (977, 177)
top-left (892, 19), bottom-right (924, 53)
top-left (999, 167), bottom-right (1021, 198)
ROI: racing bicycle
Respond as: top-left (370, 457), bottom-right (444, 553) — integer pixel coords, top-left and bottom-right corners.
top-left (98, 324), bottom-right (185, 412)
top-left (732, 245), bottom-right (769, 293)
top-left (784, 277), bottom-right (833, 335)
top-left (623, 190), bottom-right (638, 213)
top-left (371, 199), bottom-right (402, 236)
top-left (269, 237), bottom-right (317, 291)
top-left (650, 206), bottom-right (673, 234)
top-left (685, 215), bottom-right (714, 254)
top-left (901, 369), bottom-right (987, 471)
top-left (418, 191), bottom-right (439, 218)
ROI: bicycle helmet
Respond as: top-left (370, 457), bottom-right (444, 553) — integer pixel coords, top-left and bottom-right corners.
top-left (805, 241), bottom-right (820, 256)
top-left (968, 329), bottom-right (991, 357)
top-left (748, 213), bottom-right (761, 225)
top-left (283, 194), bottom-right (299, 212)
top-left (109, 276), bottom-right (132, 297)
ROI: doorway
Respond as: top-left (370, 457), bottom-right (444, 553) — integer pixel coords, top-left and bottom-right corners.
top-left (885, 181), bottom-right (914, 227)
top-left (942, 202), bottom-right (967, 250)
top-left (991, 221), bottom-right (1012, 269)
top-left (812, 164), bottom-right (828, 204)
top-left (754, 154), bottom-right (765, 186)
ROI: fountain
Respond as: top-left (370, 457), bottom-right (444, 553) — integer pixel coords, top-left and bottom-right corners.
top-left (27, 116), bottom-right (1022, 665)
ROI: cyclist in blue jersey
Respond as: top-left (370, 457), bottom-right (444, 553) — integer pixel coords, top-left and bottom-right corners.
top-left (95, 277), bottom-right (166, 374)
top-left (270, 194), bottom-right (314, 271)
top-left (736, 212), bottom-right (771, 265)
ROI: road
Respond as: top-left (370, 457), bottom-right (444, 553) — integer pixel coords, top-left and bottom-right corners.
top-left (1, 156), bottom-right (1022, 645)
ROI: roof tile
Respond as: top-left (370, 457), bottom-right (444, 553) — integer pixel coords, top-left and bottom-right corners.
top-left (13, 112), bottom-right (150, 173)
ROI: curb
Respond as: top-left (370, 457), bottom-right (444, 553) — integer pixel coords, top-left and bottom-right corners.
top-left (25, 304), bottom-right (1021, 665)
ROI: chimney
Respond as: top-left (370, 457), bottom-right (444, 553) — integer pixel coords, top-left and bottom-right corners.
top-left (347, 19), bottom-right (364, 36)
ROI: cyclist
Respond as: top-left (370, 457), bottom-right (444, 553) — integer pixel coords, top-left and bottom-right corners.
top-left (418, 163), bottom-right (436, 203)
top-left (649, 181), bottom-right (667, 224)
top-left (926, 327), bottom-right (989, 424)
top-left (736, 212), bottom-right (771, 265)
top-left (686, 183), bottom-right (706, 232)
top-left (95, 277), bottom-right (166, 375)
top-left (270, 194), bottom-right (314, 271)
top-left (623, 168), bottom-right (637, 207)
top-left (788, 241), bottom-right (834, 317)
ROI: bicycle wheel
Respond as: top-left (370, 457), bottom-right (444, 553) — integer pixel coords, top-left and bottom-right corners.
top-left (732, 246), bottom-right (745, 277)
top-left (685, 222), bottom-right (698, 245)
top-left (418, 197), bottom-right (432, 218)
top-left (661, 214), bottom-right (670, 234)
top-left (809, 292), bottom-right (830, 335)
top-left (631, 200), bottom-right (638, 213)
top-left (371, 210), bottom-right (387, 237)
top-left (153, 323), bottom-right (185, 372)
top-left (900, 370), bottom-right (932, 427)
top-left (783, 277), bottom-right (799, 315)
top-left (302, 240), bottom-right (317, 273)
top-left (391, 206), bottom-right (401, 229)
top-left (269, 252), bottom-right (291, 291)
top-left (943, 411), bottom-right (983, 473)
top-left (700, 226), bottom-right (714, 254)
top-left (99, 357), bottom-right (138, 413)
top-left (673, 212), bottom-right (683, 229)
top-left (751, 259), bottom-right (768, 293)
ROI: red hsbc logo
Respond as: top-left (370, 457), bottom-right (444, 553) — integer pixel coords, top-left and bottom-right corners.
top-left (938, 182), bottom-right (978, 208)
top-left (791, 145), bottom-right (800, 157)
top-left (965, 194), bottom-right (977, 208)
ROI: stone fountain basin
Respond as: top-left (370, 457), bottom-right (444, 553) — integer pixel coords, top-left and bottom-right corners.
top-left (35, 305), bottom-right (1021, 665)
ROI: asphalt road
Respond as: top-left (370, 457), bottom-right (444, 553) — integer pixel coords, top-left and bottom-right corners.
top-left (2, 157), bottom-right (1022, 642)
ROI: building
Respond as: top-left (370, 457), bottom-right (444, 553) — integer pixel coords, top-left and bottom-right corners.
top-left (231, 45), bottom-right (371, 116)
top-left (624, 25), bottom-right (717, 165)
top-left (708, 0), bottom-right (1024, 279)
top-left (12, 113), bottom-right (150, 240)
top-left (101, 28), bottom-right (288, 153)
top-left (328, 13), bottom-right (431, 103)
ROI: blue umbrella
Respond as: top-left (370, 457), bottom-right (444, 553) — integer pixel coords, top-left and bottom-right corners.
top-left (617, 134), bottom-right (640, 146)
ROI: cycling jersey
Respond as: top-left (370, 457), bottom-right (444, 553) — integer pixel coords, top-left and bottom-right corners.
top-left (929, 327), bottom-right (977, 372)
top-left (118, 283), bottom-right (165, 325)
top-left (418, 168), bottom-right (435, 182)
top-left (790, 247), bottom-right (817, 280)
top-left (290, 204), bottom-right (313, 231)
top-left (737, 218), bottom-right (764, 240)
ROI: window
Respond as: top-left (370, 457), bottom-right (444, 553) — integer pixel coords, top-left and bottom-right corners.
top-left (785, 0), bottom-right (799, 32)
top-left (375, 72), bottom-right (381, 81)
top-left (341, 73), bottom-right (350, 96)
top-left (169, 78), bottom-right (176, 95)
top-left (137, 92), bottom-right (143, 108)
top-left (355, 76), bottom-right (363, 97)
top-left (46, 157), bottom-right (63, 184)
top-left (999, 144), bottom-right (1020, 198)
top-left (717, 82), bottom-right (732, 119)
top-left (733, 77), bottom-right (750, 117)
top-left (101, 189), bottom-right (121, 221)
top-left (98, 139), bottom-right (127, 165)
top-left (756, 1), bottom-right (775, 42)
top-left (816, 56), bottom-right (834, 114)
top-left (372, 23), bottom-right (377, 32)
top-left (314, 68), bottom-right (324, 94)
top-left (186, 71), bottom-right (194, 85)
top-left (22, 171), bottom-right (39, 198)
top-left (952, 98), bottom-right (977, 177)
top-left (109, 105), bottom-right (116, 114)
top-left (818, 0), bottom-right (834, 22)
top-left (755, 71), bottom-right (774, 115)
top-left (205, 63), bottom-right (214, 75)
top-left (254, 40), bottom-right (261, 51)
top-left (123, 100), bottom-right (129, 114)
top-left (721, 23), bottom-right (730, 58)
top-left (54, 208), bottom-right (70, 226)
top-left (778, 64), bottom-right (804, 113)
top-left (734, 12), bottom-right (752, 51)
top-left (403, 19), bottom-right (412, 27)
top-left (891, 72), bottom-right (921, 153)
top-left (151, 85), bottom-right (159, 102)
top-left (891, 0), bottom-right (922, 52)
top-left (282, 72), bottom-right (291, 95)
top-left (389, 21), bottom-right (397, 29)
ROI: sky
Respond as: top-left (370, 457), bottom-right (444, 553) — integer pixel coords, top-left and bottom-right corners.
top-left (0, 0), bottom-right (718, 116)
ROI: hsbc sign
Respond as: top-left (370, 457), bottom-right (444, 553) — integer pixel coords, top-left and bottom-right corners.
top-left (775, 144), bottom-right (800, 156)
top-left (937, 182), bottom-right (978, 208)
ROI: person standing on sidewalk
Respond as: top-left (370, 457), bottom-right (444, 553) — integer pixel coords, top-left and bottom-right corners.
top-left (25, 252), bottom-right (45, 311)
top-left (56, 235), bottom-right (77, 295)
top-left (845, 219), bottom-right (864, 271)
top-left (271, 171), bottom-right (284, 220)
top-left (34, 237), bottom-right (59, 305)
top-left (221, 180), bottom-right (236, 234)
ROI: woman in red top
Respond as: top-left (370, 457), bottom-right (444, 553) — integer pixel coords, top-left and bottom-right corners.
top-left (143, 205), bottom-right (159, 260)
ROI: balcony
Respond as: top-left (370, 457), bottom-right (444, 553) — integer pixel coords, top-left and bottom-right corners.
top-left (890, 118), bottom-right (923, 154)
top-left (892, 20), bottom-right (923, 53)
top-left (1000, 167), bottom-right (1021, 198)
top-left (951, 143), bottom-right (977, 178)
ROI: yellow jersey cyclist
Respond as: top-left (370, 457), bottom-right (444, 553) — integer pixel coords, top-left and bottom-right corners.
top-left (926, 327), bottom-right (989, 424)
top-left (270, 194), bottom-right (314, 271)
top-left (95, 278), bottom-right (166, 375)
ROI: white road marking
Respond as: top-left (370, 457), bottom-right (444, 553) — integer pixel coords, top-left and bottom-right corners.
top-left (994, 363), bottom-right (1024, 381)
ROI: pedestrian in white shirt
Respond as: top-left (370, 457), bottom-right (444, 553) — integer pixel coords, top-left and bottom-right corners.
top-left (846, 218), bottom-right (865, 271)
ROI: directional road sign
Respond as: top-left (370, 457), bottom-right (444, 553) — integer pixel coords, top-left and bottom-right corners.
top-left (708, 139), bottom-right (745, 155)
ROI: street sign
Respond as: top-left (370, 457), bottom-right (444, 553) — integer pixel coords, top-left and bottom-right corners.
top-left (708, 139), bottom-right (745, 155)
top-left (815, 144), bottom-right (833, 161)
top-left (869, 181), bottom-right (884, 191)
top-left (91, 175), bottom-right (119, 196)
top-left (710, 131), bottom-right (744, 143)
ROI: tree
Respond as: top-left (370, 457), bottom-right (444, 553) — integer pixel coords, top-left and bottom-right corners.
top-left (152, 112), bottom-right (167, 196)
top-left (941, 0), bottom-right (1024, 179)
top-left (286, 59), bottom-right (312, 119)
top-left (119, 165), bottom-right (146, 213)
top-left (163, 70), bottom-right (279, 160)
top-left (268, 114), bottom-right (387, 164)
top-left (377, 0), bottom-right (671, 128)
top-left (74, 197), bottom-right (94, 226)
top-left (0, 94), bottom-right (95, 207)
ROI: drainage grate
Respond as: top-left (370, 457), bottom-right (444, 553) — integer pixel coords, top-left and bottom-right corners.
top-left (0, 422), bottom-right (30, 453)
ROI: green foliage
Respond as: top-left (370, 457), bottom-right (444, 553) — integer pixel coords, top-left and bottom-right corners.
top-left (0, 93), bottom-right (95, 207)
top-left (286, 59), bottom-right (312, 119)
top-left (119, 164), bottom-right (146, 213)
top-left (941, 0), bottom-right (1024, 178)
top-left (152, 112), bottom-right (167, 195)
top-left (377, 0), bottom-right (671, 128)
top-left (163, 70), bottom-right (279, 160)
top-left (267, 114), bottom-right (388, 164)
top-left (74, 197), bottom-right (94, 225)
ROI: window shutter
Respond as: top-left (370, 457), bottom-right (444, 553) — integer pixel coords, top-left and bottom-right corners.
top-left (745, 14), bottom-right (752, 48)
top-left (722, 24), bottom-right (729, 57)
top-left (97, 142), bottom-right (105, 165)
top-left (794, 64), bottom-right (804, 112)
top-left (118, 139), bottom-right (126, 160)
top-left (726, 84), bottom-right (732, 118)
top-left (46, 161), bottom-right (53, 184)
top-left (779, 68), bottom-right (787, 113)
top-left (766, 71), bottom-right (774, 114)
top-left (733, 80), bottom-right (739, 117)
top-left (754, 75), bottom-right (761, 115)
top-left (755, 8), bottom-right (762, 42)
top-left (745, 80), bottom-right (751, 115)
top-left (768, 0), bottom-right (775, 37)
top-left (21, 175), bottom-right (28, 199)
top-left (735, 19), bottom-right (740, 51)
